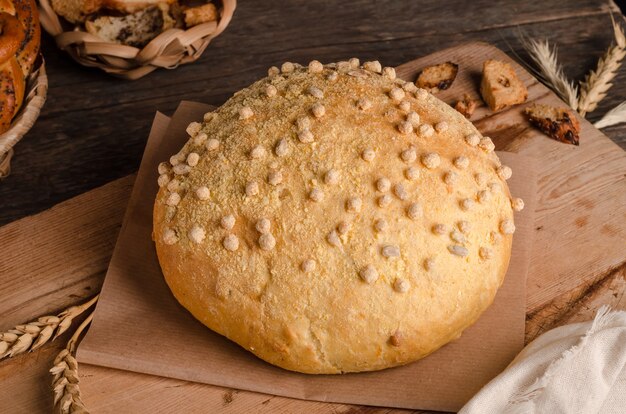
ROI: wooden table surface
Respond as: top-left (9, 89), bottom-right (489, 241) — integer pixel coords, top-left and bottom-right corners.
top-left (1, 1), bottom-right (626, 413)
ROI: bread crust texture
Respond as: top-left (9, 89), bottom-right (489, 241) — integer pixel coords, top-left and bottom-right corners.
top-left (0, 0), bottom-right (40, 133)
top-left (153, 60), bottom-right (518, 374)
top-left (480, 59), bottom-right (527, 112)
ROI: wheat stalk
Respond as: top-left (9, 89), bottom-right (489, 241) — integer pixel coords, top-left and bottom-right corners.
top-left (578, 16), bottom-right (626, 116)
top-left (518, 34), bottom-right (579, 110)
top-left (50, 311), bottom-right (94, 414)
top-left (0, 295), bottom-right (98, 360)
top-left (594, 100), bottom-right (626, 128)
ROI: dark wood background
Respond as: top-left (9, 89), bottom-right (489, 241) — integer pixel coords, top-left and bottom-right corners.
top-left (1, 0), bottom-right (625, 225)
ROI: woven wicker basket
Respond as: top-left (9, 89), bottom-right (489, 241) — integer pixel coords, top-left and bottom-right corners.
top-left (38, 0), bottom-right (236, 80)
top-left (0, 62), bottom-right (48, 179)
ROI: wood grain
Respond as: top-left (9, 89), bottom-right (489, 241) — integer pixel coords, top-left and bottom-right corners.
top-left (0, 176), bottom-right (134, 330)
top-left (1, 39), bottom-right (624, 413)
top-left (1, 0), bottom-right (625, 226)
top-left (395, 43), bottom-right (626, 342)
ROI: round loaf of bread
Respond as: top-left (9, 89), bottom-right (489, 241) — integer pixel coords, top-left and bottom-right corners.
top-left (153, 59), bottom-right (521, 374)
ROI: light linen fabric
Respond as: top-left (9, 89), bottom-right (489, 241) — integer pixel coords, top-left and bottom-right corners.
top-left (460, 307), bottom-right (626, 414)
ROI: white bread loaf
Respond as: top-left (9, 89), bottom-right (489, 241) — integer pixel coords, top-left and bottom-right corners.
top-left (153, 59), bottom-right (521, 374)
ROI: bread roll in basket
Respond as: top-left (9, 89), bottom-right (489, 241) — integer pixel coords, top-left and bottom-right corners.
top-left (0, 0), bottom-right (47, 178)
top-left (153, 59), bottom-right (525, 374)
top-left (37, 0), bottom-right (235, 79)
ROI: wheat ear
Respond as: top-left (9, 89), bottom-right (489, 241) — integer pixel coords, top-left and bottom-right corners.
top-left (0, 295), bottom-right (99, 360)
top-left (51, 311), bottom-right (94, 414)
top-left (519, 34), bottom-right (579, 110)
top-left (578, 16), bottom-right (626, 116)
top-left (594, 100), bottom-right (626, 128)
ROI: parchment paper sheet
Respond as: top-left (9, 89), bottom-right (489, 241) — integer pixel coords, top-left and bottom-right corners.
top-left (77, 101), bottom-right (537, 412)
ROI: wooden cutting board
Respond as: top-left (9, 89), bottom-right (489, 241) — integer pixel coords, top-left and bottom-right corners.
top-left (1, 42), bottom-right (625, 413)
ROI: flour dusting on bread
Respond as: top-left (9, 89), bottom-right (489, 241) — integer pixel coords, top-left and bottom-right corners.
top-left (153, 59), bottom-right (522, 374)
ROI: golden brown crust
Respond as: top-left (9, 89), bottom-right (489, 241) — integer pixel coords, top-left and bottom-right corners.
top-left (50, 0), bottom-right (177, 23)
top-left (0, 58), bottom-right (24, 133)
top-left (49, 0), bottom-right (101, 24)
top-left (103, 0), bottom-right (177, 13)
top-left (153, 60), bottom-right (517, 374)
top-left (525, 103), bottom-right (580, 145)
top-left (0, 12), bottom-right (24, 63)
top-left (416, 61), bottom-right (458, 92)
top-left (12, 0), bottom-right (40, 77)
top-left (182, 2), bottom-right (217, 27)
top-left (0, 0), bottom-right (40, 134)
top-left (480, 59), bottom-right (527, 112)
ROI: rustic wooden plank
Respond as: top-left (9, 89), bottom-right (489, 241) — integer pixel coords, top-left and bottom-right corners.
top-left (525, 263), bottom-right (626, 341)
top-left (0, 176), bottom-right (134, 330)
top-left (1, 1), bottom-right (625, 412)
top-left (74, 255), bottom-right (623, 414)
top-left (0, 177), bottom-right (133, 413)
top-left (2, 39), bottom-right (624, 413)
top-left (78, 364), bottom-right (418, 414)
top-left (0, 343), bottom-right (64, 413)
top-left (1, 1), bottom-right (625, 226)
top-left (74, 41), bottom-right (626, 413)
top-left (395, 42), bottom-right (626, 335)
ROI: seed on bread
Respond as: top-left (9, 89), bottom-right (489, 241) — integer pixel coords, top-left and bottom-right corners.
top-left (301, 259), bottom-right (316, 272)
top-left (188, 225), bottom-right (206, 244)
top-left (220, 215), bottom-right (235, 230)
top-left (524, 104), bottom-right (580, 145)
top-left (195, 186), bottom-right (210, 200)
top-left (359, 265), bottom-right (379, 284)
top-left (405, 166), bottom-right (420, 180)
top-left (393, 278), bottom-right (410, 293)
top-left (223, 234), bottom-right (239, 251)
top-left (324, 169), bottom-right (340, 185)
top-left (258, 233), bottom-right (276, 251)
top-left (416, 62), bottom-right (458, 93)
top-left (308, 60), bottom-right (323, 73)
top-left (480, 59), bottom-right (528, 112)
top-left (162, 228), bottom-right (178, 245)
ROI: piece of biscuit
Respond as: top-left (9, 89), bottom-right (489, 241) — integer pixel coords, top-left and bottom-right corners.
top-left (525, 103), bottom-right (580, 145)
top-left (480, 59), bottom-right (527, 112)
top-left (416, 62), bottom-right (458, 92)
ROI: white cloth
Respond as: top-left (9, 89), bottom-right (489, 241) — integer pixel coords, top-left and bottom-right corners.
top-left (460, 307), bottom-right (626, 414)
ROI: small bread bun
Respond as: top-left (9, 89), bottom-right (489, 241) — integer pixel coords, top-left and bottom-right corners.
top-left (0, 0), bottom-right (40, 134)
top-left (183, 2), bottom-right (217, 27)
top-left (153, 59), bottom-right (519, 374)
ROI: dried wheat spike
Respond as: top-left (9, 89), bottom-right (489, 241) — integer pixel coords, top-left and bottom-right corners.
top-left (578, 16), bottom-right (626, 116)
top-left (0, 295), bottom-right (99, 360)
top-left (51, 311), bottom-right (94, 414)
top-left (519, 35), bottom-right (578, 110)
